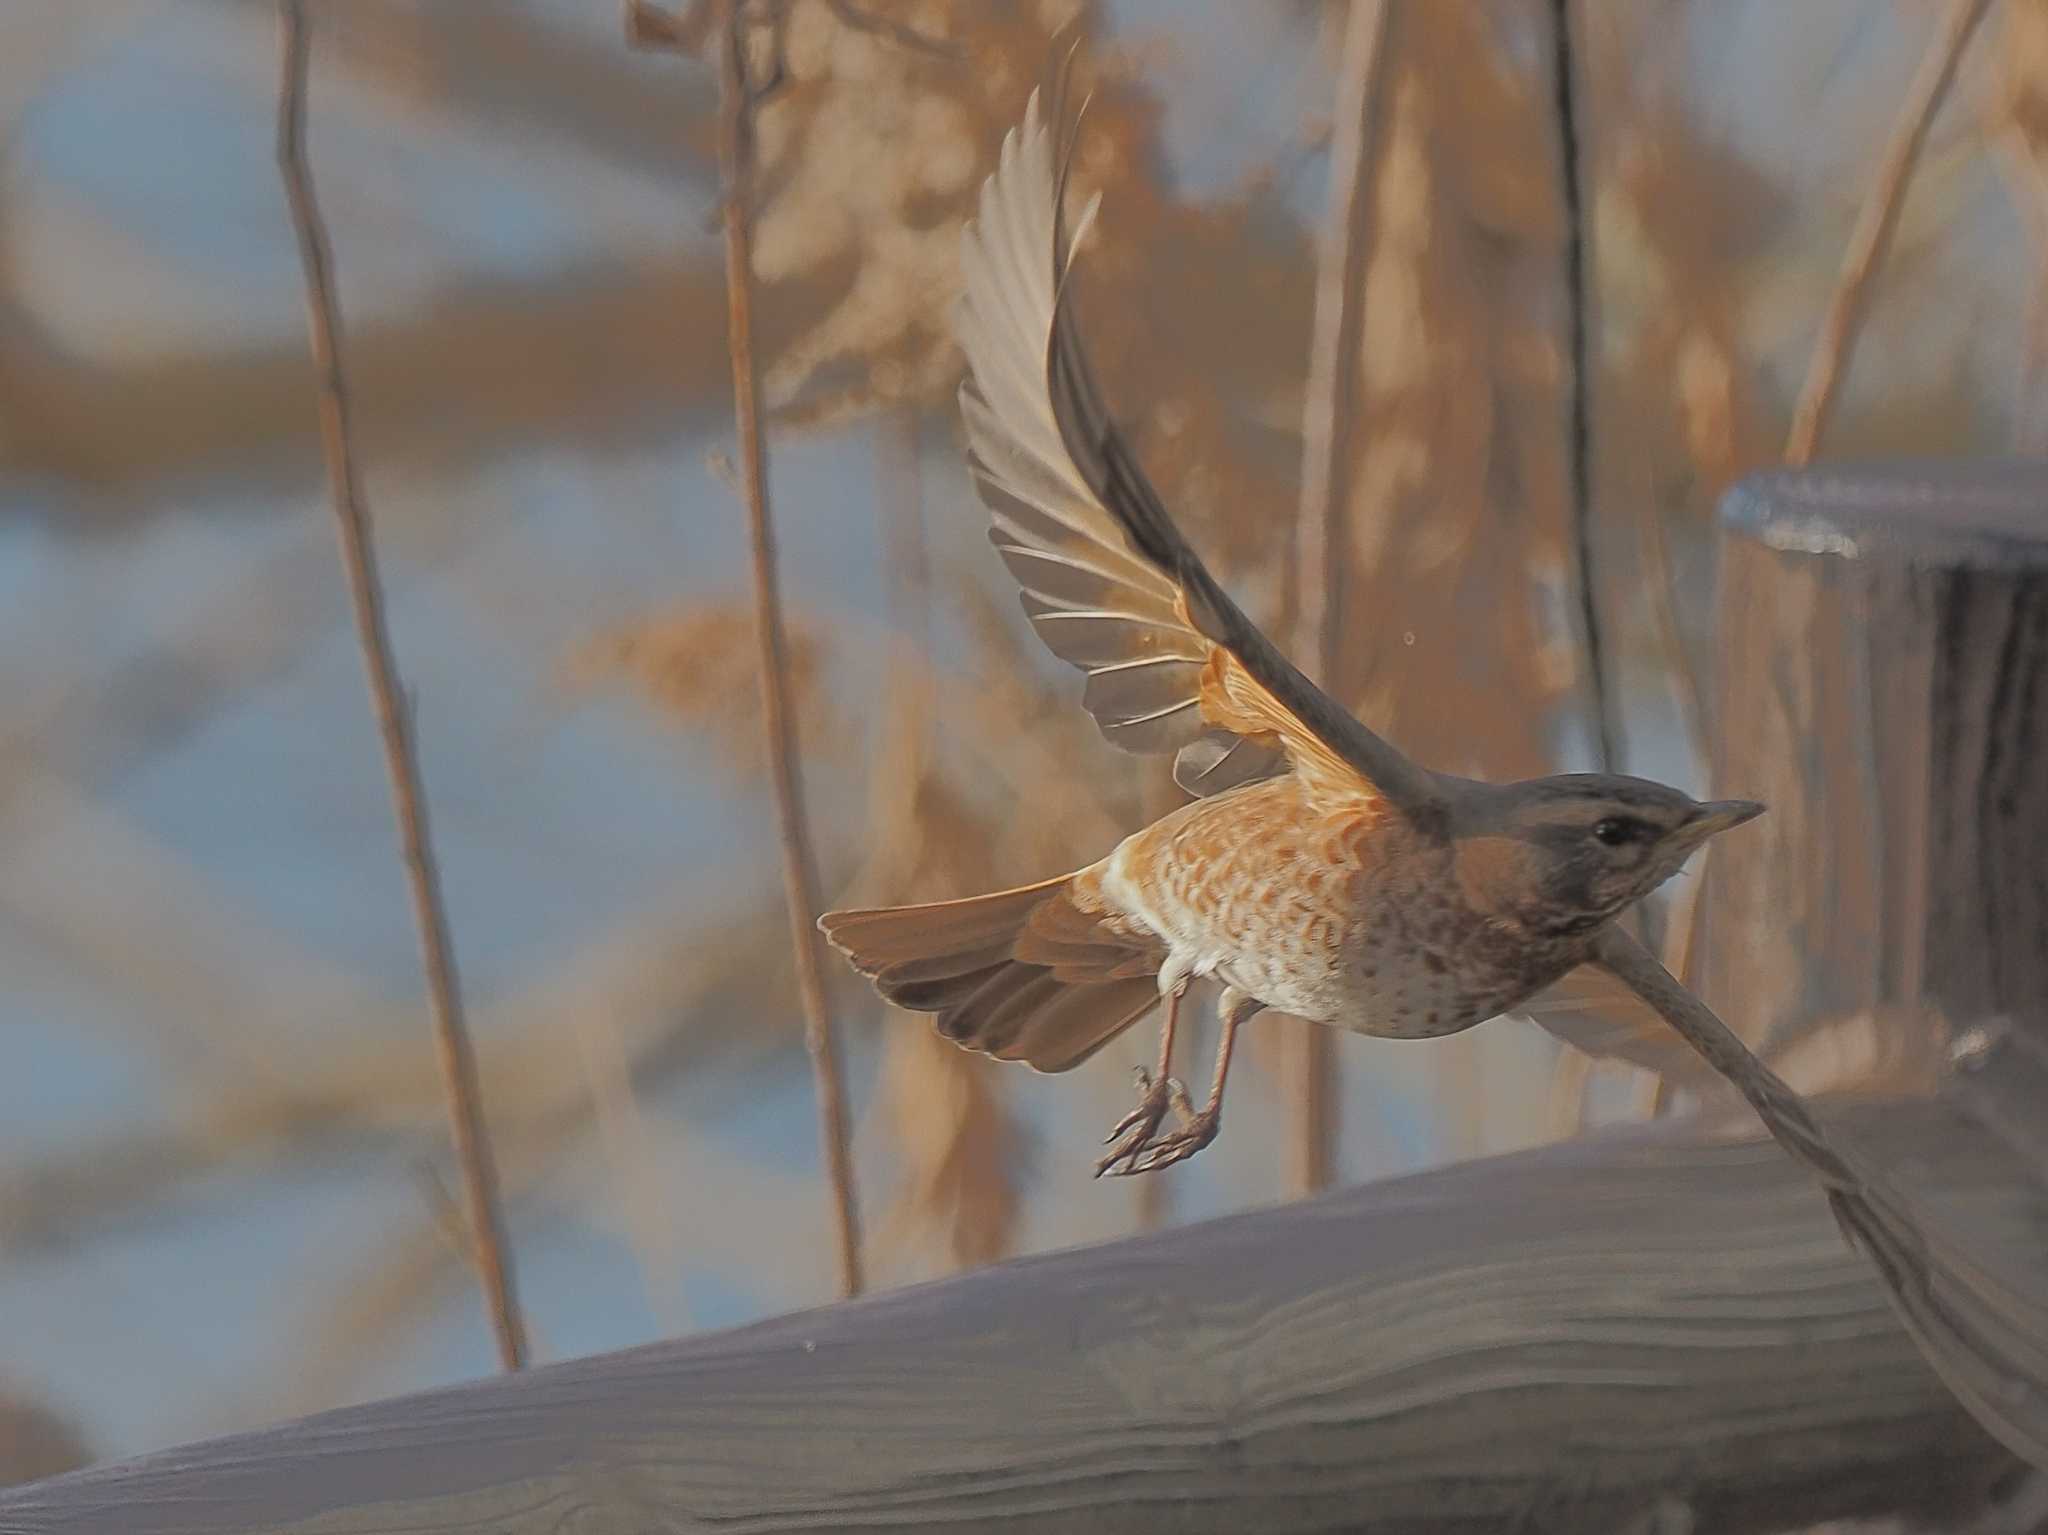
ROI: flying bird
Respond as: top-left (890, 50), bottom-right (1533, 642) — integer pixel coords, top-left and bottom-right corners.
top-left (824, 88), bottom-right (2047, 1477)
top-left (819, 91), bottom-right (1763, 1176)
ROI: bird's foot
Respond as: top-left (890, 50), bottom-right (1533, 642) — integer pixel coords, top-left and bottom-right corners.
top-left (1123, 1099), bottom-right (1220, 1175)
top-left (1094, 1067), bottom-right (1184, 1178)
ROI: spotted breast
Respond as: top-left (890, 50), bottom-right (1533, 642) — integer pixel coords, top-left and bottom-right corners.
top-left (1072, 775), bottom-right (1546, 1041)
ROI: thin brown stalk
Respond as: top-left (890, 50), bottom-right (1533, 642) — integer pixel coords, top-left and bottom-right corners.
top-left (1294, 0), bottom-right (1390, 623)
top-left (275, 0), bottom-right (526, 1370)
top-left (1548, 0), bottom-right (1621, 777)
top-left (1284, 0), bottom-right (1392, 1197)
top-left (713, 0), bottom-right (864, 1297)
top-left (1540, 0), bottom-right (1638, 1146)
top-left (1784, 0), bottom-right (1992, 465)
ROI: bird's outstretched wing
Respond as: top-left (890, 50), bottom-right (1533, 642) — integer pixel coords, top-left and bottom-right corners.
top-left (1591, 926), bottom-right (2048, 1471)
top-left (955, 89), bottom-right (1441, 817)
top-left (1513, 962), bottom-right (1727, 1086)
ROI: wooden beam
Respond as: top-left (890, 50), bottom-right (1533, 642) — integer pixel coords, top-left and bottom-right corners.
top-left (0, 1097), bottom-right (2026, 1534)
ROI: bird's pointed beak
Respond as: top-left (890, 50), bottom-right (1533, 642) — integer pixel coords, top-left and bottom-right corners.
top-left (1683, 798), bottom-right (1765, 841)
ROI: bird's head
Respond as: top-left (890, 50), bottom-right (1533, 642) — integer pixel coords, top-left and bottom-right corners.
top-left (1448, 774), bottom-right (1763, 938)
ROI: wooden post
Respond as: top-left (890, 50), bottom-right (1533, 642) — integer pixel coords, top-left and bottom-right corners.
top-left (1700, 460), bottom-right (2048, 1056)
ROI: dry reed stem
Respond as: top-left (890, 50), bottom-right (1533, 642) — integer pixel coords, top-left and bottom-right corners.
top-left (712, 0), bottom-right (864, 1297)
top-left (1548, 0), bottom-right (1621, 777)
top-left (274, 0), bottom-right (527, 1371)
top-left (1294, 0), bottom-right (1391, 664)
top-left (1284, 0), bottom-right (1393, 1197)
top-left (1784, 0), bottom-right (1993, 465)
top-left (1538, 0), bottom-right (1629, 1135)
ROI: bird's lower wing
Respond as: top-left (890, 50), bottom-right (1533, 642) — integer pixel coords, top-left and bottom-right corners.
top-left (1590, 925), bottom-right (2048, 1471)
top-left (1513, 961), bottom-right (1725, 1087)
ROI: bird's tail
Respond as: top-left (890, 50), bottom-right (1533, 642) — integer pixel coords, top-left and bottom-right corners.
top-left (818, 873), bottom-right (1161, 1072)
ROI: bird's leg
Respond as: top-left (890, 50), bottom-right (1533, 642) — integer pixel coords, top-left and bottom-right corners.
top-left (1129, 989), bottom-right (1258, 1174)
top-left (1094, 985), bottom-right (1185, 1178)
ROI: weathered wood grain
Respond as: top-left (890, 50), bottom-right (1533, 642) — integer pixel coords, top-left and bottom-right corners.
top-left (0, 1099), bottom-right (2028, 1535)
top-left (1703, 459), bottom-right (2048, 1056)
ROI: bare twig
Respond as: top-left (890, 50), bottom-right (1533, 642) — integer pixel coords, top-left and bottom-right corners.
top-left (275, 0), bottom-right (526, 1370)
top-left (1784, 0), bottom-right (1993, 465)
top-left (1548, 0), bottom-right (1620, 776)
top-left (1284, 0), bottom-right (1393, 1197)
top-left (1293, 0), bottom-right (1390, 689)
top-left (711, 0), bottom-right (864, 1297)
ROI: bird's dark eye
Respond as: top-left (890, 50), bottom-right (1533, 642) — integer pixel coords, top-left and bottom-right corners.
top-left (1592, 817), bottom-right (1640, 847)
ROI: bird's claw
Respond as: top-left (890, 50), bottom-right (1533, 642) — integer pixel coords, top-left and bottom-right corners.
top-left (1123, 1107), bottom-right (1221, 1175)
top-left (1094, 1068), bottom-right (1183, 1177)
top-left (1103, 1068), bottom-right (1180, 1141)
top-left (1096, 1068), bottom-right (1219, 1177)
top-left (1104, 1065), bottom-right (1153, 1136)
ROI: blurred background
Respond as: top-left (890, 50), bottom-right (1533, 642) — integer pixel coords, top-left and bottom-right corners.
top-left (2, 0), bottom-right (2043, 1477)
